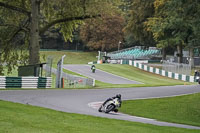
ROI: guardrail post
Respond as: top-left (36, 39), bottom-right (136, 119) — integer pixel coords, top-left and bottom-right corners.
top-left (56, 55), bottom-right (66, 88)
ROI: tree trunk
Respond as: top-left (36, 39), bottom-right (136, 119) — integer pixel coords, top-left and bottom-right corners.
top-left (162, 47), bottom-right (166, 60)
top-left (189, 47), bottom-right (194, 68)
top-left (29, 0), bottom-right (39, 65)
top-left (177, 44), bottom-right (183, 63)
top-left (101, 43), bottom-right (105, 52)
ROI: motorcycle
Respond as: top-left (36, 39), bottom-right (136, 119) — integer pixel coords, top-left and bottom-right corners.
top-left (196, 76), bottom-right (200, 84)
top-left (98, 97), bottom-right (121, 113)
top-left (92, 67), bottom-right (96, 73)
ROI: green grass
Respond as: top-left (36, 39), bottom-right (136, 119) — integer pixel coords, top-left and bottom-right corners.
top-left (94, 80), bottom-right (163, 88)
top-left (95, 64), bottom-right (192, 87)
top-left (119, 93), bottom-right (200, 127)
top-left (40, 51), bottom-right (97, 67)
top-left (63, 69), bottom-right (87, 78)
top-left (0, 100), bottom-right (199, 133)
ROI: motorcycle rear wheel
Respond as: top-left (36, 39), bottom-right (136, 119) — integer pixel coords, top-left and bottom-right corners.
top-left (105, 104), bottom-right (115, 113)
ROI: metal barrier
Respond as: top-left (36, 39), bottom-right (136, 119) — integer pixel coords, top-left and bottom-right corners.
top-left (49, 67), bottom-right (95, 88)
top-left (45, 56), bottom-right (53, 77)
top-left (120, 59), bottom-right (195, 82)
top-left (62, 72), bottom-right (95, 88)
top-left (0, 76), bottom-right (52, 89)
top-left (162, 60), bottom-right (191, 75)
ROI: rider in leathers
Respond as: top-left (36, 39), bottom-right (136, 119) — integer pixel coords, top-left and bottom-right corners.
top-left (100, 94), bottom-right (122, 112)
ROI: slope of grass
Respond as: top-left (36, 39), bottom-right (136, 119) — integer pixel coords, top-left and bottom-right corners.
top-left (0, 100), bottom-right (199, 133)
top-left (96, 64), bottom-right (191, 86)
top-left (40, 51), bottom-right (97, 67)
top-left (94, 80), bottom-right (171, 88)
top-left (119, 93), bottom-right (200, 127)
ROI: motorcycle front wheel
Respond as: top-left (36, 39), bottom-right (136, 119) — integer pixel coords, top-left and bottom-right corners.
top-left (98, 105), bottom-right (102, 112)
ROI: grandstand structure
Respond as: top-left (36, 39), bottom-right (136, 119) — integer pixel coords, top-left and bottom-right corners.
top-left (107, 46), bottom-right (161, 60)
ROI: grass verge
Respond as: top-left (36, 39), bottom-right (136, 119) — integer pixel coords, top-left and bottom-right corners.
top-left (40, 51), bottom-right (97, 67)
top-left (119, 93), bottom-right (200, 127)
top-left (95, 64), bottom-right (193, 87)
top-left (0, 100), bottom-right (199, 133)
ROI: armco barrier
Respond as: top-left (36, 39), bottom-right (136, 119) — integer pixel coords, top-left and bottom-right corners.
top-left (120, 60), bottom-right (195, 82)
top-left (0, 76), bottom-right (52, 89)
top-left (50, 67), bottom-right (95, 87)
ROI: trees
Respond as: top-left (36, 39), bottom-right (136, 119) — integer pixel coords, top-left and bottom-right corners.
top-left (124, 0), bottom-right (200, 65)
top-left (120, 0), bottom-right (133, 12)
top-left (80, 12), bottom-right (125, 51)
top-left (145, 0), bottom-right (173, 60)
top-left (146, 0), bottom-right (200, 65)
top-left (0, 0), bottom-right (120, 74)
top-left (124, 0), bottom-right (155, 46)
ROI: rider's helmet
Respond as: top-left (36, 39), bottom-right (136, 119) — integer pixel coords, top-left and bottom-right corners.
top-left (116, 94), bottom-right (121, 99)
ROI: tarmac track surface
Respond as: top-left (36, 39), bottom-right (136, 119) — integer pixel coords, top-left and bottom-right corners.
top-left (1, 85), bottom-right (200, 129)
top-left (63, 65), bottom-right (141, 84)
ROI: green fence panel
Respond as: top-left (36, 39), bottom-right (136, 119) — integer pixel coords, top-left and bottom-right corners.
top-left (178, 74), bottom-right (182, 80)
top-left (172, 73), bottom-right (175, 79)
top-left (147, 66), bottom-right (150, 71)
top-left (165, 71), bottom-right (168, 77)
top-left (38, 77), bottom-right (47, 88)
top-left (6, 77), bottom-right (22, 88)
top-left (186, 76), bottom-right (190, 82)
top-left (142, 64), bottom-right (144, 69)
top-left (159, 69), bottom-right (162, 75)
top-left (153, 68), bottom-right (156, 73)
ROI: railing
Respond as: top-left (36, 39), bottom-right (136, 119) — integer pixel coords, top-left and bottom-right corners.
top-left (162, 61), bottom-right (191, 75)
top-left (120, 59), bottom-right (195, 82)
top-left (50, 67), bottom-right (95, 88)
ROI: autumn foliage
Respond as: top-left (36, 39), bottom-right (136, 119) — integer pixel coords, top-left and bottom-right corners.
top-left (80, 13), bottom-right (125, 51)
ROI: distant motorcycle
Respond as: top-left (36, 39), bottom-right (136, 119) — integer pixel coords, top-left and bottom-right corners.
top-left (91, 65), bottom-right (96, 73)
top-left (92, 67), bottom-right (96, 73)
top-left (98, 97), bottom-right (121, 113)
top-left (196, 76), bottom-right (200, 84)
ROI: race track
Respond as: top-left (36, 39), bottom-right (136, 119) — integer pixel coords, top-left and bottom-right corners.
top-left (63, 65), bottom-right (141, 84)
top-left (0, 85), bottom-right (200, 129)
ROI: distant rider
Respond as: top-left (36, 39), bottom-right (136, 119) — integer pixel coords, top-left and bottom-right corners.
top-left (194, 70), bottom-right (200, 82)
top-left (91, 64), bottom-right (96, 73)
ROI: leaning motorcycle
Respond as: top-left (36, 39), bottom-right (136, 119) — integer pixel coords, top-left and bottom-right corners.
top-left (98, 98), bottom-right (121, 113)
